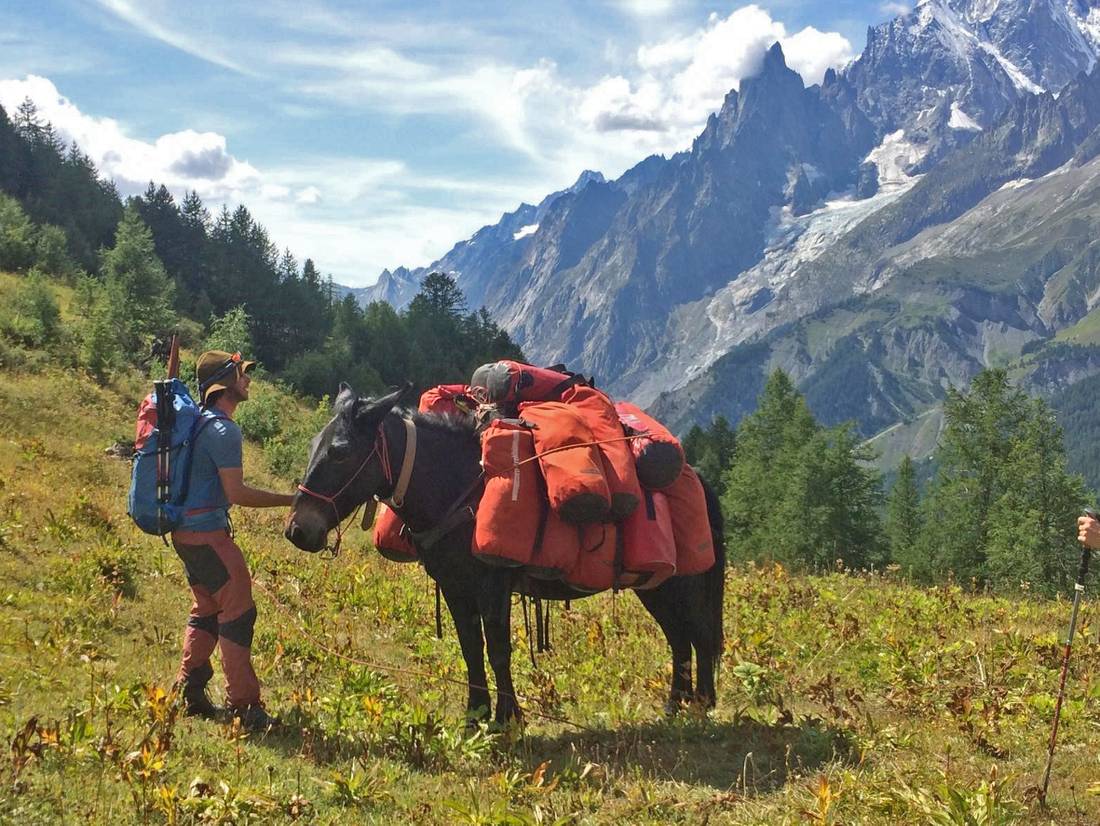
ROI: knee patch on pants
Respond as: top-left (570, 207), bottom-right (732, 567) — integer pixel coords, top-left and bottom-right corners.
top-left (188, 613), bottom-right (218, 636)
top-left (219, 606), bottom-right (257, 648)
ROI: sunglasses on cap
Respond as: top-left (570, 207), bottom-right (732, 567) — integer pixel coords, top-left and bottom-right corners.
top-left (199, 352), bottom-right (244, 394)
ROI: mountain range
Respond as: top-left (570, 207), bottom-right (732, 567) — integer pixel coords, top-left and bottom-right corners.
top-left (347, 0), bottom-right (1100, 473)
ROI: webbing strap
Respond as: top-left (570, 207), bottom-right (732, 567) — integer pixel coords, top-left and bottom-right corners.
top-left (385, 418), bottom-right (417, 509)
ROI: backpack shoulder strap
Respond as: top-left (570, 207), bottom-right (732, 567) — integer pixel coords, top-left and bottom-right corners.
top-left (176, 410), bottom-right (231, 505)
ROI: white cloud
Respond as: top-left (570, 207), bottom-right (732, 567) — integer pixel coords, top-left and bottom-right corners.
top-left (94, 0), bottom-right (250, 74)
top-left (879, 2), bottom-right (912, 16)
top-left (0, 75), bottom-right (260, 198)
top-left (614, 0), bottom-right (676, 17)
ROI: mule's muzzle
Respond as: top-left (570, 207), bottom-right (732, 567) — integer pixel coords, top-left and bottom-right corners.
top-left (284, 512), bottom-right (328, 553)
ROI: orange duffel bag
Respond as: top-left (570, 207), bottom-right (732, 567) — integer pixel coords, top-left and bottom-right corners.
top-left (473, 420), bottom-right (540, 567)
top-left (518, 401), bottom-right (611, 524)
top-left (664, 464), bottom-right (715, 576)
top-left (526, 505), bottom-right (579, 580)
top-left (373, 503), bottom-right (418, 563)
top-left (614, 402), bottom-right (685, 491)
top-left (560, 385), bottom-right (641, 521)
top-left (618, 490), bottom-right (677, 590)
top-left (564, 522), bottom-right (617, 593)
top-left (471, 360), bottom-right (585, 405)
top-left (419, 384), bottom-right (474, 417)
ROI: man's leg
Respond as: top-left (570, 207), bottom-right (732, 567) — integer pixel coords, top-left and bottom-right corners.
top-left (203, 532), bottom-right (262, 711)
top-left (173, 535), bottom-right (225, 717)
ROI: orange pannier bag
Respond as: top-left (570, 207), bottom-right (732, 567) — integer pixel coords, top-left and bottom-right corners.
top-left (618, 490), bottom-right (677, 590)
top-left (518, 401), bottom-right (611, 524)
top-left (471, 360), bottom-right (583, 404)
top-left (526, 506), bottom-right (580, 580)
top-left (664, 464), bottom-right (715, 576)
top-left (373, 503), bottom-right (418, 563)
top-left (473, 420), bottom-right (540, 567)
top-left (564, 522), bottom-right (617, 593)
top-left (419, 384), bottom-right (473, 416)
top-left (614, 402), bottom-right (685, 491)
top-left (560, 385), bottom-right (642, 521)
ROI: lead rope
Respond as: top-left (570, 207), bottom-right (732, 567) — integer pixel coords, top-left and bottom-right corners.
top-left (435, 582), bottom-right (443, 640)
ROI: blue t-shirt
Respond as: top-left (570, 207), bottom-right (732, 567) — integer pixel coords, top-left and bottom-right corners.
top-left (177, 414), bottom-right (242, 532)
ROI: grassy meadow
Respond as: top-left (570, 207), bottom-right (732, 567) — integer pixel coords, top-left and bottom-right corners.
top-left (1, 362), bottom-right (1100, 824)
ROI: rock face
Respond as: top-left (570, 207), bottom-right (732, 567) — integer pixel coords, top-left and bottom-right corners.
top-left (360, 0), bottom-right (1100, 444)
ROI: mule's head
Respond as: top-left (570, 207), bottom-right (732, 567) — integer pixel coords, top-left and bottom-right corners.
top-left (285, 382), bottom-right (413, 552)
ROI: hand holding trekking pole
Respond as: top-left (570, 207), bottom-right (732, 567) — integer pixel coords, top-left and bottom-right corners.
top-left (1038, 507), bottom-right (1096, 806)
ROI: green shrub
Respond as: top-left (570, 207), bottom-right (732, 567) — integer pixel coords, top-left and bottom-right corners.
top-left (203, 305), bottom-right (253, 356)
top-left (0, 193), bottom-right (34, 271)
top-left (235, 379), bottom-right (290, 443)
top-left (34, 224), bottom-right (73, 278)
top-left (264, 396), bottom-right (331, 480)
top-left (3, 268), bottom-right (62, 348)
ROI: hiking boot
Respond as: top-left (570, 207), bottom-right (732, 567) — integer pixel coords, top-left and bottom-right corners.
top-left (182, 684), bottom-right (225, 720)
top-left (232, 703), bottom-right (279, 733)
top-left (177, 664), bottom-right (224, 720)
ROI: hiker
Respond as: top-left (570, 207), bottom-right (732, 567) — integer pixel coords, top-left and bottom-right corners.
top-left (172, 350), bottom-right (294, 730)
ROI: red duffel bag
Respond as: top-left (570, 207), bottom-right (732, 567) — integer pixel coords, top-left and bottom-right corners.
top-left (419, 384), bottom-right (474, 417)
top-left (618, 490), bottom-right (677, 590)
top-left (373, 503), bottom-right (418, 563)
top-left (614, 402), bottom-right (685, 491)
top-left (518, 401), bottom-right (611, 524)
top-left (564, 522), bottom-right (617, 593)
top-left (471, 360), bottom-right (585, 405)
top-left (560, 385), bottom-right (642, 521)
top-left (473, 420), bottom-right (540, 567)
top-left (664, 464), bottom-right (715, 576)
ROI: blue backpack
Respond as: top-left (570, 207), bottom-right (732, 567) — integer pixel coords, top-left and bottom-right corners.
top-left (128, 378), bottom-right (225, 536)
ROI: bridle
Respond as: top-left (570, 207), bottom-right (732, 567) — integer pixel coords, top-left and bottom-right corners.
top-left (294, 410), bottom-right (484, 557)
top-left (294, 420), bottom-right (409, 557)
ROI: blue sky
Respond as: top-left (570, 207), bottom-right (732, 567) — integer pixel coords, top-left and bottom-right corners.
top-left (0, 0), bottom-right (909, 286)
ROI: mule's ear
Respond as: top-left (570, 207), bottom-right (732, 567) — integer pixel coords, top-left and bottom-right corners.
top-left (335, 382), bottom-right (355, 409)
top-left (352, 382), bottom-right (414, 431)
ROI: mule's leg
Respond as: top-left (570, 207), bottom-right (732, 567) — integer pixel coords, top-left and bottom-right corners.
top-left (479, 571), bottom-right (521, 725)
top-left (438, 582), bottom-right (490, 723)
top-left (692, 624), bottom-right (718, 709)
top-left (635, 589), bottom-right (693, 713)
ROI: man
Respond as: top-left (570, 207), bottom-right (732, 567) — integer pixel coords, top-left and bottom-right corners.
top-left (172, 350), bottom-right (294, 730)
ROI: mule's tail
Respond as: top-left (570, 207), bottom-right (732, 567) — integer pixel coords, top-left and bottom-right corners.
top-left (700, 477), bottom-right (726, 681)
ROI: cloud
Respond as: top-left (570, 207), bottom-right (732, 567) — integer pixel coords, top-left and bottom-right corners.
top-left (93, 0), bottom-right (250, 74)
top-left (168, 141), bottom-right (233, 179)
top-left (567, 5), bottom-right (856, 163)
top-left (879, 2), bottom-right (912, 16)
top-left (0, 76), bottom-right (259, 198)
top-left (613, 0), bottom-right (676, 17)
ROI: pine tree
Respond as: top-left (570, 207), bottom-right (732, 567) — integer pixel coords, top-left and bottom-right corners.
top-left (918, 369), bottom-right (1087, 591)
top-left (721, 370), bottom-right (882, 569)
top-left (886, 455), bottom-right (922, 572)
top-left (99, 206), bottom-right (176, 358)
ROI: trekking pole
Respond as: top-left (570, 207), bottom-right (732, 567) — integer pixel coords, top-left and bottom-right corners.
top-left (1038, 507), bottom-right (1096, 806)
top-left (166, 332), bottom-right (180, 379)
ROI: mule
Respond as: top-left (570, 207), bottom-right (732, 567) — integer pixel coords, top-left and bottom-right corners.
top-left (285, 384), bottom-right (726, 725)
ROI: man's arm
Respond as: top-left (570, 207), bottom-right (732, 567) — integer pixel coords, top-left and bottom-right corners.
top-left (218, 467), bottom-right (296, 508)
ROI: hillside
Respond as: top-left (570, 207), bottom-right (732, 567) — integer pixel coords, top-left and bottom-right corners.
top-left (1, 347), bottom-right (1099, 822)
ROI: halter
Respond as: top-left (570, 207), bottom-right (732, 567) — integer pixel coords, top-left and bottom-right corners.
top-left (295, 418), bottom-right (418, 556)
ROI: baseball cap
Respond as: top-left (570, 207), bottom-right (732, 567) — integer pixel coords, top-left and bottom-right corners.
top-left (196, 350), bottom-right (256, 404)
